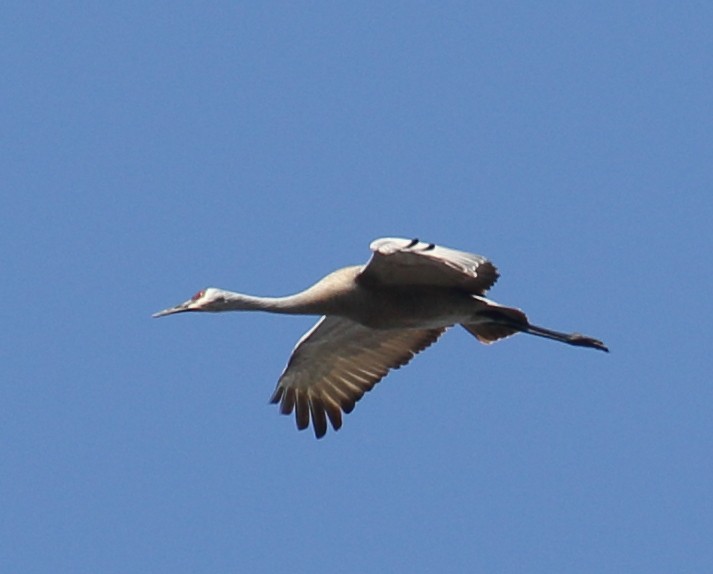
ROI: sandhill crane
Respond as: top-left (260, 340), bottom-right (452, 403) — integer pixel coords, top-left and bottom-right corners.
top-left (154, 237), bottom-right (607, 438)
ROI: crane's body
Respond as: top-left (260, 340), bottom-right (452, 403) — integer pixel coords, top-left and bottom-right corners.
top-left (154, 237), bottom-right (607, 438)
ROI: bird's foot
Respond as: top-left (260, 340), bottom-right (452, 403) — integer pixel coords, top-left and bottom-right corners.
top-left (568, 333), bottom-right (609, 352)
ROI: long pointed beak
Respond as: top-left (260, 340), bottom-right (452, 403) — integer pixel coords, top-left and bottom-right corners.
top-left (152, 300), bottom-right (195, 318)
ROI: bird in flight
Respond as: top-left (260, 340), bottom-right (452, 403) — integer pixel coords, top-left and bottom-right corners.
top-left (154, 237), bottom-right (607, 438)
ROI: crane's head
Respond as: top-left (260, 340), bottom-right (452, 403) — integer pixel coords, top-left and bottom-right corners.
top-left (152, 288), bottom-right (228, 317)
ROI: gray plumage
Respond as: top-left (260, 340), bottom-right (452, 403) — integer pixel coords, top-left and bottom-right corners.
top-left (154, 237), bottom-right (607, 438)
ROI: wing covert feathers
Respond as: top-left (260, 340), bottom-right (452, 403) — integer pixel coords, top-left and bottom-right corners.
top-left (359, 237), bottom-right (499, 294)
top-left (269, 316), bottom-right (445, 438)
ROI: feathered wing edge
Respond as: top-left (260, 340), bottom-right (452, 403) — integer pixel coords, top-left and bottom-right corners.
top-left (269, 316), bottom-right (446, 438)
top-left (359, 237), bottom-right (499, 294)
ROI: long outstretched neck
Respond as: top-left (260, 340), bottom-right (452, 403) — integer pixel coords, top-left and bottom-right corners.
top-left (220, 290), bottom-right (328, 315)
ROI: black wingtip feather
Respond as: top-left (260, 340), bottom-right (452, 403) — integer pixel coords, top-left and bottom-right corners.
top-left (309, 397), bottom-right (328, 439)
top-left (269, 386), bottom-right (283, 404)
top-left (280, 387), bottom-right (296, 415)
top-left (295, 393), bottom-right (309, 430)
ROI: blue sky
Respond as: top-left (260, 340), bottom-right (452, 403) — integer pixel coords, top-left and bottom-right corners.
top-left (3, 2), bottom-right (712, 572)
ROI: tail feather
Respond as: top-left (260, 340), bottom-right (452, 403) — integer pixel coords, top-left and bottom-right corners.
top-left (461, 323), bottom-right (520, 344)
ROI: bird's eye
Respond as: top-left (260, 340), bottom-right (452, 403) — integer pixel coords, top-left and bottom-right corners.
top-left (191, 290), bottom-right (205, 301)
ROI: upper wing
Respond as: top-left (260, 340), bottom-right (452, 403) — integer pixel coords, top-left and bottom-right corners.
top-left (269, 315), bottom-right (445, 438)
top-left (358, 237), bottom-right (499, 294)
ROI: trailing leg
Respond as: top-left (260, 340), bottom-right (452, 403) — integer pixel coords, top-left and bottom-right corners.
top-left (462, 301), bottom-right (608, 352)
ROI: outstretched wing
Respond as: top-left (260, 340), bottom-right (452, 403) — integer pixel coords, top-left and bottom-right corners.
top-left (358, 237), bottom-right (499, 294)
top-left (269, 316), bottom-right (445, 438)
